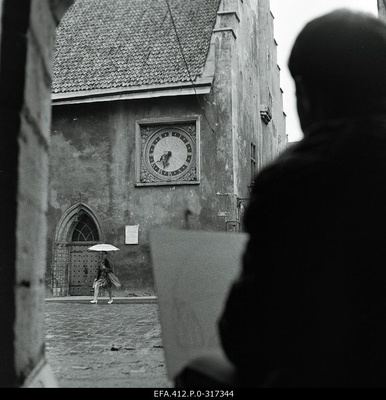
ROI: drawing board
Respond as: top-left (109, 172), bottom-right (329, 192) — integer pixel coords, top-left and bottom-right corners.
top-left (149, 228), bottom-right (248, 381)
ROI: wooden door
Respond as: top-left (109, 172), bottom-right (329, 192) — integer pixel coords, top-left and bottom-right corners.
top-left (69, 245), bottom-right (100, 295)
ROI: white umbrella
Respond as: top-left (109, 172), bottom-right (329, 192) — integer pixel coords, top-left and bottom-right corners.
top-left (88, 243), bottom-right (120, 252)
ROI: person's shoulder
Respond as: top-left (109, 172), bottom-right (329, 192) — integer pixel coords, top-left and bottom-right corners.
top-left (256, 137), bottom-right (330, 190)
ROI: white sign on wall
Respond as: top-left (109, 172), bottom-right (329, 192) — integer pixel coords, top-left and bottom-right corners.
top-left (125, 225), bottom-right (139, 244)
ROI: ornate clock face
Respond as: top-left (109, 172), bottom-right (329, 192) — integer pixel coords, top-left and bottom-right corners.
top-left (144, 128), bottom-right (196, 181)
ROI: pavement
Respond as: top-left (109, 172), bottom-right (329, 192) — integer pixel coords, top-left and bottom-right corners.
top-left (45, 295), bottom-right (174, 388)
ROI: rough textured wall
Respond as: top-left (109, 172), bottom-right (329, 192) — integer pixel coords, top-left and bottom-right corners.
top-left (205, 0), bottom-right (258, 228)
top-left (208, 0), bottom-right (286, 213)
top-left (49, 95), bottom-right (229, 293)
top-left (0, 0), bottom-right (73, 388)
top-left (16, 0), bottom-right (75, 387)
top-left (233, 0), bottom-right (263, 198)
top-left (205, 30), bottom-right (238, 223)
top-left (268, 9), bottom-right (287, 156)
top-left (258, 0), bottom-right (287, 169)
top-left (0, 0), bottom-right (29, 387)
top-left (47, 0), bottom-right (287, 293)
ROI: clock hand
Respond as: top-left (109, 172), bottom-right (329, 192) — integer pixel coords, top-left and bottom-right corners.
top-left (158, 151), bottom-right (172, 168)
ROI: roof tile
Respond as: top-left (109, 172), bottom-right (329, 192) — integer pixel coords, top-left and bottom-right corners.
top-left (52, 0), bottom-right (221, 94)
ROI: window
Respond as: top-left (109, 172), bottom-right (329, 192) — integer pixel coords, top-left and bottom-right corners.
top-left (251, 143), bottom-right (257, 183)
top-left (72, 213), bottom-right (99, 242)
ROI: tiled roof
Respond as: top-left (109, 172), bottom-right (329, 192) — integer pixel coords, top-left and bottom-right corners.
top-left (52, 0), bottom-right (221, 94)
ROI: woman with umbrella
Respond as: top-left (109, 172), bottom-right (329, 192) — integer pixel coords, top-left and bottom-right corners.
top-left (89, 245), bottom-right (121, 304)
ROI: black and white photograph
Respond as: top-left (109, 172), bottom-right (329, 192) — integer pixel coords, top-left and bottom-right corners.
top-left (1, 0), bottom-right (385, 391)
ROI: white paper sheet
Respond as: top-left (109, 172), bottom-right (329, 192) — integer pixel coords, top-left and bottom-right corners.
top-left (149, 228), bottom-right (248, 381)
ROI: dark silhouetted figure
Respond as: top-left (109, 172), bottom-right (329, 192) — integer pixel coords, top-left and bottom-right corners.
top-left (218, 9), bottom-right (386, 388)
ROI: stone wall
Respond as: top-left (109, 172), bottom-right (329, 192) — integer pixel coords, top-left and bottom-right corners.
top-left (47, 0), bottom-right (287, 294)
top-left (0, 0), bottom-right (73, 387)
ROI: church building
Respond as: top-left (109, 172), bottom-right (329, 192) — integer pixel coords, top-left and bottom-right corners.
top-left (48, 0), bottom-right (287, 296)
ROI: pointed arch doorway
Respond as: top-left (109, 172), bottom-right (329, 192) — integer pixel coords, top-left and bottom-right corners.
top-left (51, 203), bottom-right (105, 296)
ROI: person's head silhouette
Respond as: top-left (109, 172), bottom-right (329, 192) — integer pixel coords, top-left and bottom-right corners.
top-left (288, 9), bottom-right (386, 134)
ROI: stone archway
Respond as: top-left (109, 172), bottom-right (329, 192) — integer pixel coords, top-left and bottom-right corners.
top-left (51, 203), bottom-right (104, 297)
top-left (54, 202), bottom-right (103, 245)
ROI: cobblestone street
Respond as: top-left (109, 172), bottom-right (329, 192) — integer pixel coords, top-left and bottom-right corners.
top-left (45, 299), bottom-right (174, 388)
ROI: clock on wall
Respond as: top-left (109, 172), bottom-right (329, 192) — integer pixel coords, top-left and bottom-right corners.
top-left (136, 120), bottom-right (200, 186)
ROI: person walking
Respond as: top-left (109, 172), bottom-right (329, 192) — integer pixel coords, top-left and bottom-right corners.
top-left (91, 251), bottom-right (121, 304)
